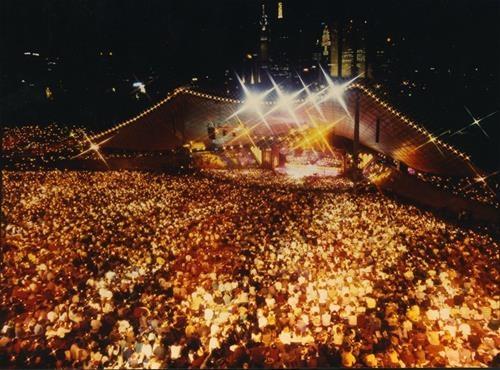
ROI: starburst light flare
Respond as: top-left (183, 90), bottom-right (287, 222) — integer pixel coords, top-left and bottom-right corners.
top-left (71, 131), bottom-right (114, 168)
top-left (227, 75), bottom-right (275, 129)
top-left (413, 129), bottom-right (451, 151)
top-left (451, 106), bottom-right (497, 138)
top-left (264, 76), bottom-right (306, 126)
top-left (318, 65), bottom-right (363, 117)
top-left (297, 75), bottom-right (326, 121)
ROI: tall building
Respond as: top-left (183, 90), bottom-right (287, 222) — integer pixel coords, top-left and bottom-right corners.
top-left (243, 1), bottom-right (291, 87)
top-left (269, 0), bottom-right (291, 82)
top-left (321, 25), bottom-right (331, 60)
top-left (329, 25), bottom-right (340, 77)
top-left (273, 0), bottom-right (288, 65)
top-left (277, 1), bottom-right (284, 19)
top-left (323, 19), bottom-right (372, 80)
top-left (259, 3), bottom-right (270, 65)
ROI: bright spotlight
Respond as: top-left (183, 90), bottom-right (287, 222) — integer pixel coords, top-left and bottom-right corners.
top-left (242, 91), bottom-right (263, 113)
top-left (267, 76), bottom-right (305, 125)
top-left (318, 65), bottom-right (363, 117)
top-left (297, 76), bottom-right (326, 120)
top-left (328, 84), bottom-right (345, 101)
top-left (277, 91), bottom-right (295, 108)
top-left (226, 74), bottom-right (275, 132)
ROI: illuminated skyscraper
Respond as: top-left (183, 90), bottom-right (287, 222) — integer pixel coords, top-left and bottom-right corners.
top-left (277, 1), bottom-right (283, 19)
top-left (259, 3), bottom-right (270, 64)
top-left (321, 25), bottom-right (331, 59)
top-left (324, 19), bottom-right (372, 80)
top-left (270, 0), bottom-right (291, 81)
top-left (329, 25), bottom-right (340, 77)
top-left (341, 20), bottom-right (357, 77)
top-left (274, 0), bottom-right (288, 62)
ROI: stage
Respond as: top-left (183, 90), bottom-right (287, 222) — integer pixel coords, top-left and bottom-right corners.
top-left (274, 163), bottom-right (341, 178)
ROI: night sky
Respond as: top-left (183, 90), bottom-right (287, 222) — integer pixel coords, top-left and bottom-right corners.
top-left (1, 0), bottom-right (499, 169)
top-left (3, 1), bottom-right (500, 75)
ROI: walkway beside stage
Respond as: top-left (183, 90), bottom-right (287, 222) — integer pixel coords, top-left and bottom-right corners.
top-left (373, 168), bottom-right (499, 224)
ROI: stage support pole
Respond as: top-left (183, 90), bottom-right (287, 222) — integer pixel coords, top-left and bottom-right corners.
top-left (352, 89), bottom-right (360, 178)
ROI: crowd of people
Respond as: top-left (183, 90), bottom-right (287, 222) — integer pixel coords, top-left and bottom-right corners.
top-left (415, 172), bottom-right (499, 208)
top-left (1, 169), bottom-right (498, 368)
top-left (201, 169), bottom-right (356, 192)
top-left (192, 150), bottom-right (259, 170)
top-left (2, 125), bottom-right (88, 154)
top-left (2, 125), bottom-right (90, 171)
top-left (363, 162), bottom-right (393, 184)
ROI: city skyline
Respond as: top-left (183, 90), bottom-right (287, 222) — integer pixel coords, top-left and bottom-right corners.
top-left (2, 0), bottom-right (499, 170)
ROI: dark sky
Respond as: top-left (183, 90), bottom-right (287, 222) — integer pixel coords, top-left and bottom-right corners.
top-left (3, 0), bottom-right (499, 76)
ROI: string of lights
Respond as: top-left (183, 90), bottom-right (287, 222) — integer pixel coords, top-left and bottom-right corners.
top-left (348, 83), bottom-right (472, 161)
top-left (89, 87), bottom-right (189, 142)
top-left (87, 81), bottom-right (474, 167)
